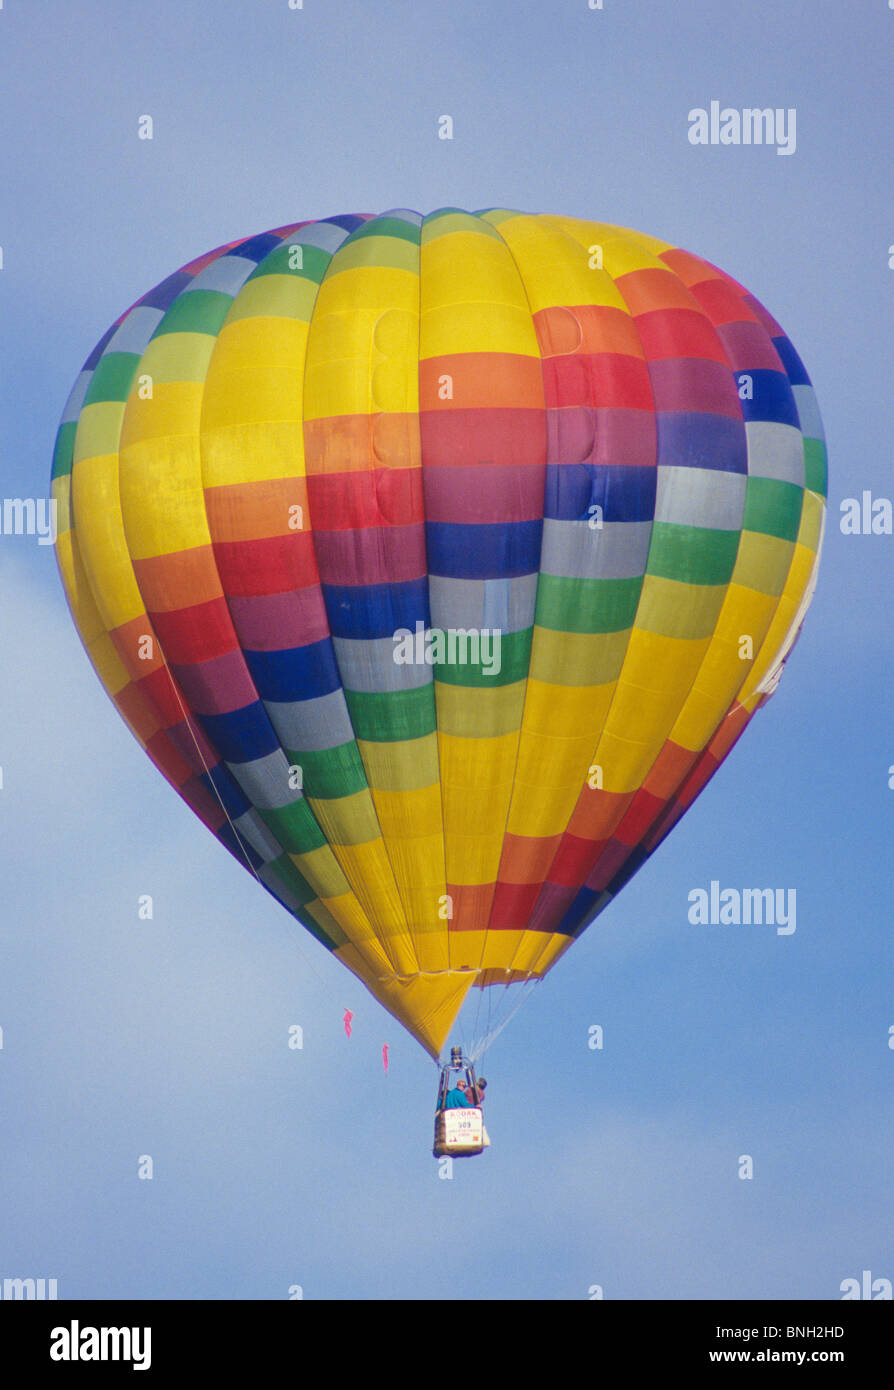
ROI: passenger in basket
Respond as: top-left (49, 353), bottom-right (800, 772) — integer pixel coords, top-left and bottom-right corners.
top-left (462, 1078), bottom-right (487, 1107)
top-left (444, 1083), bottom-right (473, 1109)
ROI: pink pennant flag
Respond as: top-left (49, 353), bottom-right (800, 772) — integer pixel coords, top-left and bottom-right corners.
top-left (382, 1043), bottom-right (389, 1073)
top-left (343, 1009), bottom-right (353, 1038)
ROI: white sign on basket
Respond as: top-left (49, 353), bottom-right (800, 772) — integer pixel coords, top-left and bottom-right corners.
top-left (444, 1109), bottom-right (483, 1145)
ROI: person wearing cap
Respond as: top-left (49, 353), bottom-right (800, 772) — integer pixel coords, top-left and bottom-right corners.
top-left (444, 1082), bottom-right (473, 1109)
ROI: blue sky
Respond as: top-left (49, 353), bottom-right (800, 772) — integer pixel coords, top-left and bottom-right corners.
top-left (1, 0), bottom-right (892, 1299)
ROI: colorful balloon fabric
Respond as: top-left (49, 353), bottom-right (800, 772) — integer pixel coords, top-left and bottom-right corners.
top-left (52, 209), bottom-right (827, 1057)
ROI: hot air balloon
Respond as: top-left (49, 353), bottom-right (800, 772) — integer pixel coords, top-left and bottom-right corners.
top-left (52, 209), bottom-right (826, 1131)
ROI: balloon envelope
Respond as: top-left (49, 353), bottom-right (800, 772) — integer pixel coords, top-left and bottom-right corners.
top-left (52, 209), bottom-right (826, 1057)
